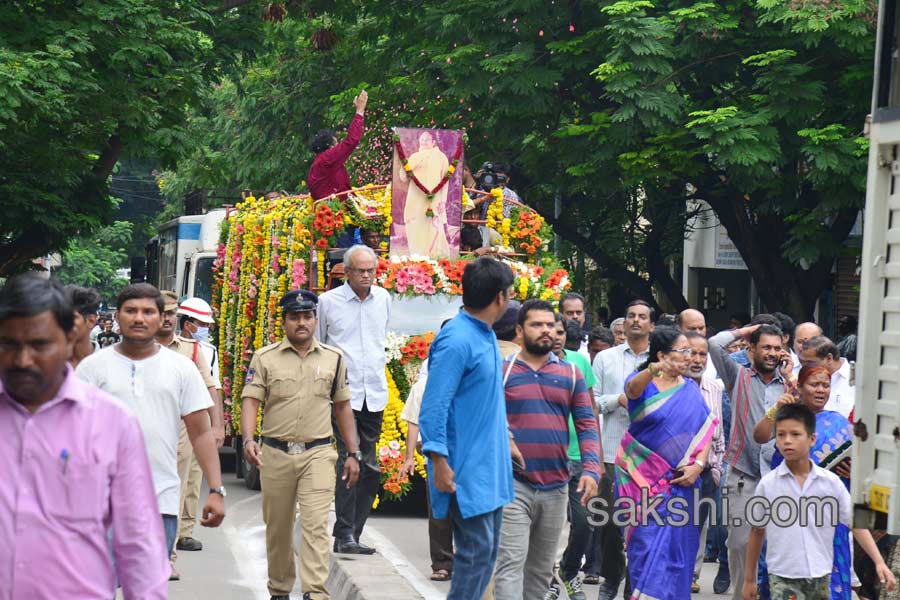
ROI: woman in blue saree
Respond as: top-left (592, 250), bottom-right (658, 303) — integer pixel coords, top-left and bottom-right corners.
top-left (616, 327), bottom-right (718, 600)
top-left (753, 365), bottom-right (855, 600)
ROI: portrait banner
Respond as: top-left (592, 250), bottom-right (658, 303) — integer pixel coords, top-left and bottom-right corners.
top-left (390, 128), bottom-right (464, 259)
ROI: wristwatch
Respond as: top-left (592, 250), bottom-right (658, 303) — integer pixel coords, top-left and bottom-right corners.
top-left (344, 450), bottom-right (364, 462)
top-left (209, 486), bottom-right (227, 498)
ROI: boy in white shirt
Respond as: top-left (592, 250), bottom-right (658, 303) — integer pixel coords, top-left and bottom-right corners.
top-left (742, 404), bottom-right (895, 599)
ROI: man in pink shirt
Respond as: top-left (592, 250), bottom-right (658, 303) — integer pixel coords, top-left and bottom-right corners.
top-left (0, 274), bottom-right (168, 600)
top-left (307, 89), bottom-right (368, 200)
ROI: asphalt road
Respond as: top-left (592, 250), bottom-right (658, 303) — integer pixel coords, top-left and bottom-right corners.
top-left (151, 462), bottom-right (731, 600)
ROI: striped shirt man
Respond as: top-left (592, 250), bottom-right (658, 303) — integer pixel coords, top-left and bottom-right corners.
top-left (504, 353), bottom-right (602, 488)
top-left (709, 330), bottom-right (785, 479)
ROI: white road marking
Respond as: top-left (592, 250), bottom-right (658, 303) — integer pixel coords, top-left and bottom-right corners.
top-left (361, 527), bottom-right (446, 600)
top-left (222, 493), bottom-right (270, 600)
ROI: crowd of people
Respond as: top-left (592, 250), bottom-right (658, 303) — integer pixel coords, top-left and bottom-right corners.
top-left (408, 260), bottom-right (897, 600)
top-left (1, 251), bottom-right (899, 600)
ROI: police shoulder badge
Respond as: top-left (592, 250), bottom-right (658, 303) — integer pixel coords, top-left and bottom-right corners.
top-left (246, 368), bottom-right (254, 383)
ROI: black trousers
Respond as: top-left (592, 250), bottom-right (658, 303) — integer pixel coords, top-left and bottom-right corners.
top-left (595, 462), bottom-right (628, 591)
top-left (332, 403), bottom-right (383, 540)
top-left (426, 479), bottom-right (454, 572)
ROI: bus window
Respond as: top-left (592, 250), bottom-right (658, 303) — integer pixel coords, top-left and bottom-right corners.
top-left (181, 261), bottom-right (191, 298)
top-left (193, 257), bottom-right (215, 304)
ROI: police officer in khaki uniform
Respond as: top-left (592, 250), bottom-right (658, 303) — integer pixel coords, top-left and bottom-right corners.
top-left (242, 290), bottom-right (362, 600)
top-left (157, 291), bottom-right (224, 579)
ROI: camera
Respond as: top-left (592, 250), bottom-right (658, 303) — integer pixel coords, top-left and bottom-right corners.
top-left (475, 162), bottom-right (509, 191)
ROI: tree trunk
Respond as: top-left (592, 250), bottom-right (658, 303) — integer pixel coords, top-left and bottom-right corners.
top-left (705, 189), bottom-right (858, 322)
top-left (545, 212), bottom-right (664, 313)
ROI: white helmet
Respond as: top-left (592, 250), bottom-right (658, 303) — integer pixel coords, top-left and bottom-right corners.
top-left (177, 297), bottom-right (215, 324)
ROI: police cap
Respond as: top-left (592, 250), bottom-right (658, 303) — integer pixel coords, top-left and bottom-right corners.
top-left (280, 289), bottom-right (318, 314)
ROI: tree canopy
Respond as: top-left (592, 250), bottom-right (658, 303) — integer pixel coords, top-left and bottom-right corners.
top-left (0, 0), bottom-right (263, 274)
top-left (9, 1), bottom-right (878, 319)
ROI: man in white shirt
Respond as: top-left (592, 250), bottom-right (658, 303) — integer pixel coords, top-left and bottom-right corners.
top-left (316, 244), bottom-right (391, 555)
top-left (792, 321), bottom-right (823, 377)
top-left (677, 308), bottom-right (718, 379)
top-left (797, 335), bottom-right (854, 417)
top-left (76, 283), bottom-right (226, 569)
top-left (591, 300), bottom-right (653, 600)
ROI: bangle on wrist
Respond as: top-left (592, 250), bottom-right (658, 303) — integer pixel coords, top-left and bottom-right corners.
top-left (766, 404), bottom-right (779, 422)
top-left (648, 363), bottom-right (660, 377)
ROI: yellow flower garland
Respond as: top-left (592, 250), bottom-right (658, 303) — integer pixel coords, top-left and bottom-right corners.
top-left (485, 188), bottom-right (511, 248)
top-left (381, 186), bottom-right (393, 237)
top-left (377, 367), bottom-right (427, 480)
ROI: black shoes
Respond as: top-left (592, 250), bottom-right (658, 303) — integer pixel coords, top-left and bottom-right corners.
top-left (355, 540), bottom-right (376, 554)
top-left (270, 596), bottom-right (290, 600)
top-left (333, 535), bottom-right (376, 555)
top-left (713, 565), bottom-right (731, 594)
top-left (176, 537), bottom-right (203, 551)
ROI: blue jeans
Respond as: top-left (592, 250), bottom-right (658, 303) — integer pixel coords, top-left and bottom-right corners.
top-left (448, 498), bottom-right (503, 600)
top-left (561, 461), bottom-right (593, 580)
top-left (162, 514), bottom-right (178, 560)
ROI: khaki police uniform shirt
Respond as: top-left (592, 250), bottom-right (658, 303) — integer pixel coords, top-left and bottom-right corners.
top-left (242, 338), bottom-right (351, 442)
top-left (167, 335), bottom-right (216, 389)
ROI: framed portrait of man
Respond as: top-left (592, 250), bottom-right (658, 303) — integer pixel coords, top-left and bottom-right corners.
top-left (390, 128), bottom-right (464, 258)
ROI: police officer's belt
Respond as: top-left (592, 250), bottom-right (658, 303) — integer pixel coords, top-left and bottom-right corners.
top-left (261, 436), bottom-right (332, 455)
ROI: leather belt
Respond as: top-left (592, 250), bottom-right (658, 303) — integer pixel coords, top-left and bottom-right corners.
top-left (261, 436), bottom-right (332, 455)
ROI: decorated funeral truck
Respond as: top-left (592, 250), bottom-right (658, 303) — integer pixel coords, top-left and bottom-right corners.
top-left (209, 180), bottom-right (570, 504)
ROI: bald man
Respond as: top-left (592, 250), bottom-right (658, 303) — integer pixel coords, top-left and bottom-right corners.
top-left (792, 322), bottom-right (823, 376)
top-left (677, 308), bottom-right (717, 379)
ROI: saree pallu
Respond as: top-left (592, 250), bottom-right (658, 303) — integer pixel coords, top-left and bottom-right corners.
top-left (759, 410), bottom-right (854, 600)
top-left (615, 380), bottom-right (717, 600)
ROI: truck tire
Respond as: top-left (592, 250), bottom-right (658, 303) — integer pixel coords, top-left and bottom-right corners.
top-left (244, 461), bottom-right (261, 491)
top-left (234, 437), bottom-right (245, 479)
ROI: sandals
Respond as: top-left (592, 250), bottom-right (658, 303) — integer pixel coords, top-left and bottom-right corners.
top-left (430, 569), bottom-right (451, 581)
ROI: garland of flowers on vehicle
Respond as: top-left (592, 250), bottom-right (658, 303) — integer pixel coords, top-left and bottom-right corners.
top-left (214, 195), bottom-right (313, 434)
top-left (374, 255), bottom-right (570, 300)
top-left (509, 207), bottom-right (552, 261)
top-left (346, 186), bottom-right (392, 251)
top-left (394, 132), bottom-right (464, 218)
top-left (485, 187), bottom-right (512, 248)
top-left (213, 186), bottom-right (566, 441)
top-left (373, 332), bottom-right (434, 506)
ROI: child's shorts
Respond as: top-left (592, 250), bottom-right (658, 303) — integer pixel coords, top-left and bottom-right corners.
top-left (768, 573), bottom-right (830, 599)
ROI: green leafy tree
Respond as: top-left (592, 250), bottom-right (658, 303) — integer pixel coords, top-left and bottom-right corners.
top-left (159, 0), bottom-right (876, 318)
top-left (0, 0), bottom-right (265, 274)
top-left (572, 0), bottom-right (875, 318)
top-left (55, 220), bottom-right (133, 302)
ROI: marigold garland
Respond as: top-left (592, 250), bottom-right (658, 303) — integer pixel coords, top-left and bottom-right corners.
top-left (485, 188), bottom-right (512, 248)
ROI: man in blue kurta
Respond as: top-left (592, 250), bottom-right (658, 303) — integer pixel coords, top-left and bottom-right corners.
top-left (419, 257), bottom-right (516, 600)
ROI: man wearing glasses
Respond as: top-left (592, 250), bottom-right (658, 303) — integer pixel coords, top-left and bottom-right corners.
top-left (316, 244), bottom-right (391, 555)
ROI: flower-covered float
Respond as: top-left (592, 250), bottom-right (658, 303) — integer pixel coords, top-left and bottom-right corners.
top-left (213, 184), bottom-right (570, 504)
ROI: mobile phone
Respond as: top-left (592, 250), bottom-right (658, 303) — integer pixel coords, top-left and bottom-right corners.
top-left (672, 469), bottom-right (684, 480)
top-left (512, 458), bottom-right (526, 473)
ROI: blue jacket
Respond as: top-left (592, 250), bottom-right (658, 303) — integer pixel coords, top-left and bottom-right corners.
top-left (419, 311), bottom-right (514, 519)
